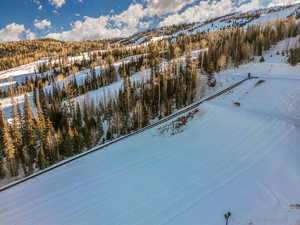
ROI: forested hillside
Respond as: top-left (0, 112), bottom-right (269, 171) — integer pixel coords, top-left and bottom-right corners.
top-left (0, 39), bottom-right (112, 71)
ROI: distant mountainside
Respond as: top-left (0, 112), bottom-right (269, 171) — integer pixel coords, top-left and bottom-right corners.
top-left (0, 39), bottom-right (112, 71)
top-left (0, 3), bottom-right (299, 72)
top-left (116, 3), bottom-right (300, 45)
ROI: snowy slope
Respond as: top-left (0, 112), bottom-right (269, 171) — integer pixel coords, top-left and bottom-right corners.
top-left (0, 53), bottom-right (148, 118)
top-left (0, 51), bottom-right (103, 86)
top-left (0, 63), bottom-right (300, 225)
top-left (247, 4), bottom-right (300, 26)
top-left (174, 4), bottom-right (300, 38)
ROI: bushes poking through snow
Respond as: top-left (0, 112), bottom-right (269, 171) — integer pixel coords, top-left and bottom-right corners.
top-left (254, 80), bottom-right (266, 87)
top-left (158, 109), bottom-right (199, 136)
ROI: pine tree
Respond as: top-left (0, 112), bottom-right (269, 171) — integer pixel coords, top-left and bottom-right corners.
top-left (0, 107), bottom-right (7, 178)
top-left (37, 145), bottom-right (46, 170)
top-left (44, 118), bottom-right (57, 164)
top-left (0, 156), bottom-right (5, 178)
top-left (22, 94), bottom-right (36, 174)
top-left (0, 107), bottom-right (18, 176)
top-left (35, 91), bottom-right (46, 139)
top-left (11, 99), bottom-right (25, 175)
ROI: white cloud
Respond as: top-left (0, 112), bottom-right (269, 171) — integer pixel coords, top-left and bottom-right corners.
top-left (32, 0), bottom-right (43, 10)
top-left (46, 3), bottom-right (149, 41)
top-left (46, 0), bottom-right (200, 41)
top-left (146, 0), bottom-right (195, 15)
top-left (112, 4), bottom-right (146, 28)
top-left (47, 16), bottom-right (128, 41)
top-left (26, 30), bottom-right (36, 40)
top-left (34, 19), bottom-right (52, 29)
top-left (0, 23), bottom-right (37, 43)
top-left (159, 0), bottom-right (234, 27)
top-left (0, 23), bottom-right (26, 42)
top-left (49, 0), bottom-right (66, 8)
top-left (236, 0), bottom-right (261, 12)
top-left (52, 10), bottom-right (60, 15)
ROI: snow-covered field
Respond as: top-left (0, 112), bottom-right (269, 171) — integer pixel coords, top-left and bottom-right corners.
top-left (0, 60), bottom-right (299, 225)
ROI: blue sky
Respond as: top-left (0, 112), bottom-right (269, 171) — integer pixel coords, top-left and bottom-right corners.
top-left (0, 0), bottom-right (298, 42)
top-left (0, 0), bottom-right (136, 34)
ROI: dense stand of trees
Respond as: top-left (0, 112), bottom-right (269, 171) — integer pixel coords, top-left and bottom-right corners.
top-left (0, 39), bottom-right (114, 71)
top-left (288, 47), bottom-right (300, 65)
top-left (0, 17), bottom-right (299, 180)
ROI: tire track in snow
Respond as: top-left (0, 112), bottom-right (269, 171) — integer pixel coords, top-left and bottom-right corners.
top-left (156, 118), bottom-right (293, 225)
top-left (0, 77), bottom-right (252, 193)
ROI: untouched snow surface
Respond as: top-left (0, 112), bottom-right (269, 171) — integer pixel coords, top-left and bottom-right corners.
top-left (172, 5), bottom-right (300, 38)
top-left (248, 5), bottom-right (300, 26)
top-left (0, 66), bottom-right (300, 225)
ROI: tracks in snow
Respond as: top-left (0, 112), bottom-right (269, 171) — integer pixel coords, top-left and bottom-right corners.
top-left (0, 76), bottom-right (255, 193)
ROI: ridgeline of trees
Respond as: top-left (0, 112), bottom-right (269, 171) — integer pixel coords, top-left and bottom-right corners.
top-left (0, 39), bottom-right (110, 71)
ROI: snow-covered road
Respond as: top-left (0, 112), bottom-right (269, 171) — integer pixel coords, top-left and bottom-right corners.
top-left (0, 74), bottom-right (299, 225)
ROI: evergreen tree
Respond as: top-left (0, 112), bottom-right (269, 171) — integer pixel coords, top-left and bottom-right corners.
top-left (37, 145), bottom-right (46, 170)
top-left (22, 94), bottom-right (36, 174)
top-left (0, 107), bottom-right (7, 178)
top-left (0, 107), bottom-right (18, 176)
top-left (11, 99), bottom-right (25, 175)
